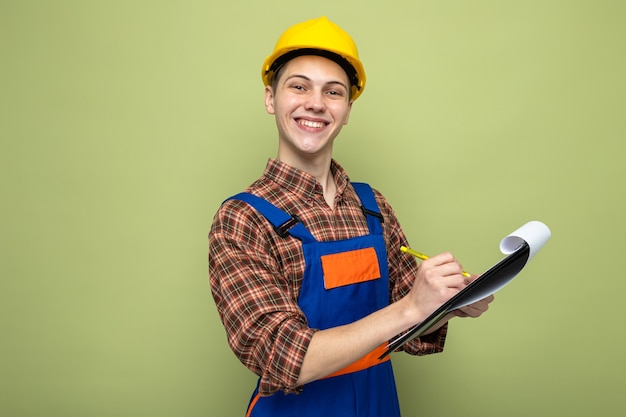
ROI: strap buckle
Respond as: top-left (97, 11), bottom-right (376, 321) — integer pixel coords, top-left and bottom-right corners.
top-left (361, 206), bottom-right (384, 223)
top-left (274, 214), bottom-right (301, 238)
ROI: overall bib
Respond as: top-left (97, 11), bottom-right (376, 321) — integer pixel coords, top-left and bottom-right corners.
top-left (228, 183), bottom-right (401, 417)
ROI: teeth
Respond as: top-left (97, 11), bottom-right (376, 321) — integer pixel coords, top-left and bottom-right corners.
top-left (299, 119), bottom-right (325, 128)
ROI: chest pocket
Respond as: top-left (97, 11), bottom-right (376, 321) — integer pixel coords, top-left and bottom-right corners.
top-left (321, 247), bottom-right (381, 289)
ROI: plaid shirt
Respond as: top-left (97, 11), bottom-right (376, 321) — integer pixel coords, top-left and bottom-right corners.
top-left (209, 159), bottom-right (446, 396)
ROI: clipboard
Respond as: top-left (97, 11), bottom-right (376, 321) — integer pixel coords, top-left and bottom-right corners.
top-left (379, 221), bottom-right (550, 359)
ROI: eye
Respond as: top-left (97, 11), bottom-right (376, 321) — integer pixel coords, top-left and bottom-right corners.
top-left (326, 89), bottom-right (346, 98)
top-left (288, 83), bottom-right (306, 92)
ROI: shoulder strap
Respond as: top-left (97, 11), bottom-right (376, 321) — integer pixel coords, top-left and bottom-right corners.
top-left (351, 182), bottom-right (384, 234)
top-left (226, 192), bottom-right (316, 243)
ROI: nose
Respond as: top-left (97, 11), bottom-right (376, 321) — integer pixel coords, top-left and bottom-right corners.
top-left (304, 90), bottom-right (326, 112)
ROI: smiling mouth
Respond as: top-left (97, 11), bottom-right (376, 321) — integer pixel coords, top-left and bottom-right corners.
top-left (297, 119), bottom-right (327, 129)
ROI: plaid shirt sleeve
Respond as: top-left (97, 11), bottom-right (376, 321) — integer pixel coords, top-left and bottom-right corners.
top-left (209, 199), bottom-right (315, 396)
top-left (375, 191), bottom-right (448, 355)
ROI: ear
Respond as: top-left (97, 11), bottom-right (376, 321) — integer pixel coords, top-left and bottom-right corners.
top-left (342, 100), bottom-right (354, 125)
top-left (264, 86), bottom-right (276, 115)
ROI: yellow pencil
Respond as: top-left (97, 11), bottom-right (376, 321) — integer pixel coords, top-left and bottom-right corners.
top-left (400, 246), bottom-right (471, 278)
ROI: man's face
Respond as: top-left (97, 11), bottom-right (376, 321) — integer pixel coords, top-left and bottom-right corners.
top-left (265, 55), bottom-right (353, 165)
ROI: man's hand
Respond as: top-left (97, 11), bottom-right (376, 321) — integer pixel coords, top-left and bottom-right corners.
top-left (453, 275), bottom-right (495, 318)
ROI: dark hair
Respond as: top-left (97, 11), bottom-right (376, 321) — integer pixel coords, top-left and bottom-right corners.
top-left (268, 48), bottom-right (358, 98)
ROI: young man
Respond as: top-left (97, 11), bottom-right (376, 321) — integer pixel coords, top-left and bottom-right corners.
top-left (209, 16), bottom-right (493, 417)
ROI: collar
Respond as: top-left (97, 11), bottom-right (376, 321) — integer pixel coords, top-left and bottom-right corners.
top-left (263, 158), bottom-right (351, 202)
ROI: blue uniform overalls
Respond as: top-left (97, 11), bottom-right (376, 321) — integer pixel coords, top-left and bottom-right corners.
top-left (228, 183), bottom-right (401, 417)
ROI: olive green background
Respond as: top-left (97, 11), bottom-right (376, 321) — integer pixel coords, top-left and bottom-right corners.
top-left (1, 1), bottom-right (624, 416)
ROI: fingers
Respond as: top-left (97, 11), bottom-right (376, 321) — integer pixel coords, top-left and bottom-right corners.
top-left (408, 251), bottom-right (475, 321)
top-left (464, 273), bottom-right (480, 285)
top-left (455, 295), bottom-right (495, 318)
top-left (420, 252), bottom-right (467, 289)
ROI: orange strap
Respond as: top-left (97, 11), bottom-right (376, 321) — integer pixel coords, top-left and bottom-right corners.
top-left (245, 393), bottom-right (261, 417)
top-left (324, 343), bottom-right (390, 379)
